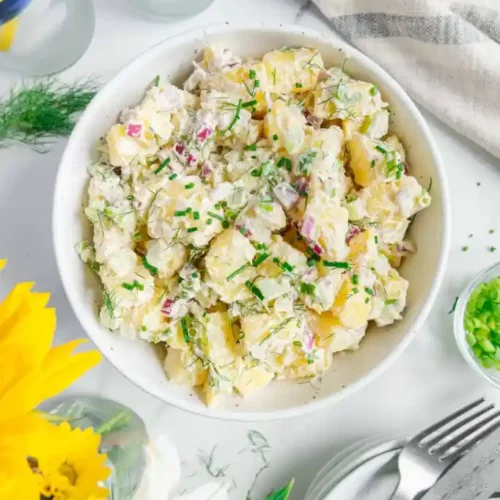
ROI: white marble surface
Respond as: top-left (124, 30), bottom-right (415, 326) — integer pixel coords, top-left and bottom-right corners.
top-left (2, 0), bottom-right (500, 498)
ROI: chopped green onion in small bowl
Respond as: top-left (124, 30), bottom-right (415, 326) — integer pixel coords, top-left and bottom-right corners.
top-left (454, 263), bottom-right (500, 388)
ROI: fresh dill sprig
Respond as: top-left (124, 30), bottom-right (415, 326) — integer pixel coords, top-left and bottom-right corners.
top-left (0, 78), bottom-right (99, 152)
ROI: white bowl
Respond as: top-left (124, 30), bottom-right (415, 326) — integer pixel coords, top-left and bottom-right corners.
top-left (53, 24), bottom-right (450, 421)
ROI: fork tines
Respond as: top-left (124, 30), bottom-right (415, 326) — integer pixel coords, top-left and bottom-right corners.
top-left (416, 398), bottom-right (500, 463)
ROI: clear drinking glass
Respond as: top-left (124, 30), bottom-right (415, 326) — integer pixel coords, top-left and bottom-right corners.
top-left (127, 0), bottom-right (215, 20)
top-left (0, 0), bottom-right (95, 76)
top-left (41, 396), bottom-right (149, 500)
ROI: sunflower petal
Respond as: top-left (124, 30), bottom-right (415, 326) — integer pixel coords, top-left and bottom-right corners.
top-left (0, 307), bottom-right (56, 396)
top-left (0, 342), bottom-right (101, 423)
top-left (0, 451), bottom-right (39, 500)
top-left (0, 259), bottom-right (6, 271)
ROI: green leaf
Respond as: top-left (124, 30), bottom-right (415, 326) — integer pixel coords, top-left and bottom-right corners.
top-left (265, 478), bottom-right (295, 500)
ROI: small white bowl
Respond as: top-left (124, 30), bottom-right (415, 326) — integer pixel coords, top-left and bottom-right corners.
top-left (53, 24), bottom-right (450, 421)
top-left (454, 262), bottom-right (500, 388)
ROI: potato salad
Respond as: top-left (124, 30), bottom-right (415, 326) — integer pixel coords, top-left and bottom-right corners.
top-left (79, 45), bottom-right (431, 406)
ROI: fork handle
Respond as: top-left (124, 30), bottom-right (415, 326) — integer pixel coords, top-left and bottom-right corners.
top-left (390, 480), bottom-right (419, 500)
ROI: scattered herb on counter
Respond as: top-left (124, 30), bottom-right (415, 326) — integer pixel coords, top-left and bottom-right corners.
top-left (469, 234), bottom-right (474, 238)
top-left (464, 278), bottom-right (500, 369)
top-left (462, 246), bottom-right (469, 252)
top-left (0, 78), bottom-right (99, 151)
top-left (488, 246), bottom-right (497, 253)
top-left (448, 296), bottom-right (459, 315)
top-left (264, 479), bottom-right (295, 500)
top-left (490, 229), bottom-right (496, 234)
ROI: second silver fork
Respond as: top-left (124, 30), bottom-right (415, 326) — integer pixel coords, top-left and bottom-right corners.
top-left (391, 398), bottom-right (500, 500)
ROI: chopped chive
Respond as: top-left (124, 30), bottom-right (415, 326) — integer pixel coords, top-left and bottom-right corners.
top-left (193, 211), bottom-right (200, 220)
top-left (187, 227), bottom-right (198, 233)
top-left (370, 86), bottom-right (379, 96)
top-left (370, 160), bottom-right (375, 169)
top-left (226, 264), bottom-right (249, 281)
top-left (277, 156), bottom-right (292, 171)
top-left (174, 210), bottom-right (186, 217)
top-left (490, 229), bottom-right (496, 234)
top-left (181, 317), bottom-right (190, 343)
top-left (352, 274), bottom-right (359, 285)
top-left (249, 69), bottom-right (256, 79)
top-left (300, 282), bottom-right (316, 295)
top-left (192, 272), bottom-right (199, 278)
top-left (245, 144), bottom-right (257, 151)
top-left (222, 221), bottom-right (230, 229)
top-left (375, 145), bottom-right (387, 154)
top-left (352, 287), bottom-right (359, 293)
top-left (184, 183), bottom-right (195, 189)
top-left (239, 226), bottom-right (248, 235)
top-left (141, 325), bottom-right (147, 332)
top-left (295, 82), bottom-right (303, 88)
top-left (293, 340), bottom-right (302, 347)
top-left (489, 246), bottom-right (497, 252)
top-left (154, 157), bottom-right (170, 174)
top-left (185, 207), bottom-right (192, 213)
top-left (207, 211), bottom-right (226, 223)
top-left (214, 203), bottom-right (221, 209)
top-left (122, 282), bottom-right (134, 291)
top-left (245, 280), bottom-right (264, 301)
top-left (365, 297), bottom-right (370, 304)
top-left (323, 261), bottom-right (351, 269)
top-left (364, 287), bottom-right (374, 296)
top-left (142, 255), bottom-right (158, 276)
top-left (226, 98), bottom-right (243, 131)
top-left (307, 258), bottom-right (317, 267)
top-left (153, 75), bottom-right (160, 86)
top-left (272, 68), bottom-right (277, 85)
top-left (254, 80), bottom-right (260, 88)
top-left (242, 99), bottom-right (258, 108)
top-left (272, 134), bottom-right (279, 141)
top-left (385, 299), bottom-right (398, 305)
top-left (253, 252), bottom-right (270, 266)
top-left (374, 235), bottom-right (379, 244)
top-left (251, 168), bottom-right (262, 177)
top-left (462, 246), bottom-right (469, 252)
top-left (169, 173), bottom-right (178, 180)
top-left (127, 195), bottom-right (134, 201)
top-left (207, 218), bottom-right (213, 225)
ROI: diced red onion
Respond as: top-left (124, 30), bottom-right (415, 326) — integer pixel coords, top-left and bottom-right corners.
top-left (303, 325), bottom-right (315, 352)
top-left (273, 183), bottom-right (299, 210)
top-left (196, 126), bottom-right (213, 143)
top-left (312, 244), bottom-right (323, 255)
top-left (403, 162), bottom-right (410, 175)
top-left (174, 142), bottom-right (185, 155)
top-left (126, 123), bottom-right (142, 138)
top-left (395, 241), bottom-right (416, 256)
top-left (318, 71), bottom-right (329, 83)
top-left (301, 216), bottom-right (315, 239)
top-left (295, 177), bottom-right (309, 196)
top-left (187, 153), bottom-right (197, 165)
top-left (161, 298), bottom-right (175, 317)
top-left (201, 161), bottom-right (213, 178)
top-left (346, 225), bottom-right (361, 243)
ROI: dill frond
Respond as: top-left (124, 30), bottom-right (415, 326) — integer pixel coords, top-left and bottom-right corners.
top-left (0, 78), bottom-right (99, 152)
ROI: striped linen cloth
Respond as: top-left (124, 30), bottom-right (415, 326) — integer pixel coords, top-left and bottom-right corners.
top-left (312, 0), bottom-right (500, 159)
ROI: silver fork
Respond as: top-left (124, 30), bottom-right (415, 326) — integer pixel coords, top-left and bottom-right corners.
top-left (391, 398), bottom-right (500, 500)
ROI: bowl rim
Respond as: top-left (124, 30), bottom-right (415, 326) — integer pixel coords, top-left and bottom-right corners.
top-left (53, 22), bottom-right (451, 421)
top-left (453, 261), bottom-right (500, 388)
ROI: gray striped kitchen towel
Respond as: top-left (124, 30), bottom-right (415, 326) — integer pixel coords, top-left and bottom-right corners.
top-left (312, 0), bottom-right (500, 159)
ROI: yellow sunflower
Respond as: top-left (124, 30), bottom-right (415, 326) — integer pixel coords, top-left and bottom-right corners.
top-left (36, 422), bottom-right (110, 500)
top-left (0, 259), bottom-right (104, 500)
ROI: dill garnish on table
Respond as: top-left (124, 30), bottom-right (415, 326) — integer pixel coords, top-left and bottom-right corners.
top-left (0, 78), bottom-right (99, 151)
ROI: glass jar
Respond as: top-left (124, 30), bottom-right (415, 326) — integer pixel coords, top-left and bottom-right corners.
top-left (41, 396), bottom-right (149, 500)
top-left (0, 0), bottom-right (95, 76)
